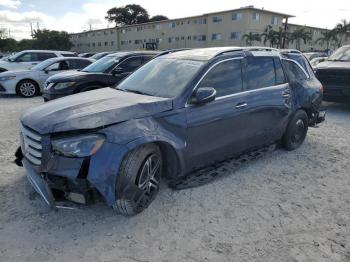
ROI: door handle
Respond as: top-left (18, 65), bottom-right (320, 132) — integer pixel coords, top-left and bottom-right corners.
top-left (235, 102), bottom-right (248, 109)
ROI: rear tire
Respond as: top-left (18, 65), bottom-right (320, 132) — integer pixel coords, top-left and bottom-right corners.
top-left (114, 144), bottom-right (162, 216)
top-left (16, 80), bottom-right (40, 98)
top-left (282, 110), bottom-right (309, 151)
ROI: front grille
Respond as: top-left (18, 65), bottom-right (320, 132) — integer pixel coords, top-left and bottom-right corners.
top-left (20, 125), bottom-right (42, 166)
top-left (316, 69), bottom-right (350, 86)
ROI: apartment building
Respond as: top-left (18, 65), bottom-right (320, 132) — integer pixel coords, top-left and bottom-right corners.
top-left (70, 6), bottom-right (333, 53)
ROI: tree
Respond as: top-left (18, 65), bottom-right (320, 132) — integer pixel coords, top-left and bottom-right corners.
top-left (289, 27), bottom-right (312, 50)
top-left (242, 32), bottom-right (261, 46)
top-left (334, 19), bottom-right (350, 47)
top-left (32, 29), bottom-right (73, 50)
top-left (261, 26), bottom-right (283, 48)
top-left (315, 30), bottom-right (337, 49)
top-left (149, 15), bottom-right (169, 22)
top-left (106, 4), bottom-right (149, 26)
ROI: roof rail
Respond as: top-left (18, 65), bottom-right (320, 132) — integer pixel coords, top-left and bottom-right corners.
top-left (155, 48), bottom-right (192, 58)
top-left (214, 47), bottom-right (278, 57)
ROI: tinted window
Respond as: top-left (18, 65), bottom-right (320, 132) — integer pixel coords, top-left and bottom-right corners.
top-left (246, 57), bottom-right (276, 90)
top-left (16, 52), bottom-right (39, 62)
top-left (61, 53), bottom-right (77, 57)
top-left (69, 59), bottom-right (92, 69)
top-left (274, 58), bottom-right (286, 85)
top-left (38, 52), bottom-right (57, 61)
top-left (282, 60), bottom-right (308, 82)
top-left (117, 58), bottom-right (204, 98)
top-left (117, 56), bottom-right (143, 72)
top-left (198, 59), bottom-right (243, 97)
top-left (143, 55), bottom-right (154, 63)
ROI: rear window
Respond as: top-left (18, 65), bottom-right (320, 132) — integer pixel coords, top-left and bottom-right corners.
top-left (246, 57), bottom-right (276, 90)
top-left (281, 53), bottom-right (311, 77)
top-left (61, 53), bottom-right (77, 57)
top-left (282, 60), bottom-right (308, 82)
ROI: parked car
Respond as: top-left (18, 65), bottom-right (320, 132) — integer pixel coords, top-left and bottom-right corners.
top-left (90, 52), bottom-right (114, 61)
top-left (78, 52), bottom-right (96, 58)
top-left (303, 52), bottom-right (328, 62)
top-left (42, 51), bottom-right (159, 101)
top-left (0, 50), bottom-right (77, 73)
top-left (16, 47), bottom-right (325, 215)
top-left (315, 45), bottom-right (350, 102)
top-left (0, 57), bottom-right (93, 97)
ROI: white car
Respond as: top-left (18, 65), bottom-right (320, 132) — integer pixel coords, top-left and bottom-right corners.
top-left (0, 50), bottom-right (77, 72)
top-left (0, 57), bottom-right (93, 97)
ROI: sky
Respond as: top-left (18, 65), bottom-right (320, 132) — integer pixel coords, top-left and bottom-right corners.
top-left (0, 0), bottom-right (349, 40)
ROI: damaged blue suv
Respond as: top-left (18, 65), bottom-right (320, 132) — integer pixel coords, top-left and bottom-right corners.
top-left (17, 47), bottom-right (325, 216)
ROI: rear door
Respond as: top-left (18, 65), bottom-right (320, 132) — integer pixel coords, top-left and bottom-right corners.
top-left (242, 55), bottom-right (292, 147)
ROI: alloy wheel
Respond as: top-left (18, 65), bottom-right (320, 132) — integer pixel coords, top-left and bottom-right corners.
top-left (291, 119), bottom-right (306, 145)
top-left (136, 154), bottom-right (161, 198)
top-left (19, 82), bottom-right (36, 97)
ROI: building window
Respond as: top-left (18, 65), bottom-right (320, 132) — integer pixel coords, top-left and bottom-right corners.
top-left (232, 13), bottom-right (243, 21)
top-left (104, 31), bottom-right (108, 35)
top-left (105, 42), bottom-right (108, 46)
top-left (122, 29), bottom-right (126, 34)
top-left (92, 43), bottom-right (95, 47)
top-left (212, 16), bottom-right (223, 23)
top-left (187, 36), bottom-right (192, 40)
top-left (110, 30), bottom-right (114, 34)
top-left (252, 12), bottom-right (260, 21)
top-left (193, 19), bottom-right (197, 24)
top-left (271, 16), bottom-right (278, 25)
top-left (111, 41), bottom-right (114, 46)
top-left (168, 37), bottom-right (175, 43)
top-left (98, 42), bottom-right (101, 46)
top-left (231, 32), bottom-right (241, 40)
top-left (156, 24), bottom-right (161, 30)
top-left (137, 26), bottom-right (143, 32)
top-left (212, 33), bottom-right (222, 41)
top-left (197, 35), bottom-right (206, 41)
top-left (169, 22), bottom-right (176, 28)
top-left (181, 36), bottom-right (185, 40)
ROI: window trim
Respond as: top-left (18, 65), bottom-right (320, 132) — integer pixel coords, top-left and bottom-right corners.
top-left (186, 57), bottom-right (244, 106)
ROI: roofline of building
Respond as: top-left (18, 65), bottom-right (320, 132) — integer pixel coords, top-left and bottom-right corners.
top-left (70, 6), bottom-right (294, 35)
top-left (285, 22), bottom-right (330, 31)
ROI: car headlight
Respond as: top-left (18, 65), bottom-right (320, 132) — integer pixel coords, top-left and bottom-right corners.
top-left (54, 82), bottom-right (76, 90)
top-left (0, 76), bottom-right (16, 81)
top-left (52, 134), bottom-right (105, 157)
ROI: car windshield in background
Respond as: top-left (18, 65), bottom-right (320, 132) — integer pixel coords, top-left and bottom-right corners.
top-left (117, 58), bottom-right (204, 98)
top-left (328, 46), bottom-right (350, 61)
top-left (82, 55), bottom-right (121, 73)
top-left (90, 53), bottom-right (110, 60)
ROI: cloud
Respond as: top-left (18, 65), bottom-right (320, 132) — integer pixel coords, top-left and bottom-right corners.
top-left (0, 0), bottom-right (21, 9)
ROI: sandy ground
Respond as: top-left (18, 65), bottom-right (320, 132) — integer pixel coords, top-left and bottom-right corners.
top-left (0, 94), bottom-right (349, 262)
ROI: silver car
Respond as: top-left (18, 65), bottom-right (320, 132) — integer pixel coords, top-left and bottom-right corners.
top-left (0, 57), bottom-right (93, 97)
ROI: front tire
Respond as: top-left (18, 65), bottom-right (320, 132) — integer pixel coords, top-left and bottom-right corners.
top-left (282, 110), bottom-right (309, 151)
top-left (114, 144), bottom-right (162, 216)
top-left (16, 80), bottom-right (40, 98)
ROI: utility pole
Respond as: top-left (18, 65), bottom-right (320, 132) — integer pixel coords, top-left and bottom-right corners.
top-left (37, 21), bottom-right (40, 31)
top-left (282, 17), bottom-right (289, 49)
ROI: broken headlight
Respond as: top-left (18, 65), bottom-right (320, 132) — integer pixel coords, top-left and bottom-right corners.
top-left (52, 134), bottom-right (105, 157)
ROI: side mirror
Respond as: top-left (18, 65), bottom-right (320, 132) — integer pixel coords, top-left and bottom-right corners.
top-left (191, 87), bottom-right (216, 105)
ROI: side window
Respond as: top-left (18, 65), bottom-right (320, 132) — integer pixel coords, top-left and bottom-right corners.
top-left (143, 56), bottom-right (154, 63)
top-left (282, 60), bottom-right (308, 82)
top-left (69, 59), bottom-right (91, 69)
top-left (274, 58), bottom-right (286, 85)
top-left (246, 57), bottom-right (276, 90)
top-left (38, 52), bottom-right (57, 61)
top-left (46, 62), bottom-right (60, 71)
top-left (117, 57), bottom-right (143, 72)
top-left (198, 59), bottom-right (243, 97)
top-left (16, 53), bottom-right (38, 62)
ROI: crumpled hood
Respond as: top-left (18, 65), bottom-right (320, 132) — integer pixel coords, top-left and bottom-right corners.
top-left (48, 70), bottom-right (101, 82)
top-left (316, 61), bottom-right (350, 69)
top-left (21, 87), bottom-right (173, 134)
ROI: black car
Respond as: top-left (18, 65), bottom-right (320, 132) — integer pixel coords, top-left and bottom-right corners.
top-left (315, 45), bottom-right (350, 102)
top-left (42, 51), bottom-right (159, 101)
top-left (90, 52), bottom-right (114, 61)
top-left (78, 52), bottom-right (96, 58)
top-left (16, 47), bottom-right (325, 216)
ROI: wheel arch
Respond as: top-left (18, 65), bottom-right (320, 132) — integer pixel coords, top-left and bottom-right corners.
top-left (15, 78), bottom-right (40, 95)
top-left (125, 136), bottom-right (186, 179)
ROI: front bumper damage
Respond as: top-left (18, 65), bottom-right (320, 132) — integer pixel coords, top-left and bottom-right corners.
top-left (15, 141), bottom-right (129, 209)
top-left (309, 108), bottom-right (326, 127)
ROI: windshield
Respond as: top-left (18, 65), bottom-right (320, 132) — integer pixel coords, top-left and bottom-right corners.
top-left (117, 58), bottom-right (204, 98)
top-left (82, 55), bottom-right (120, 73)
top-left (90, 53), bottom-right (109, 60)
top-left (31, 58), bottom-right (58, 70)
top-left (6, 51), bottom-right (23, 61)
top-left (328, 46), bottom-right (350, 61)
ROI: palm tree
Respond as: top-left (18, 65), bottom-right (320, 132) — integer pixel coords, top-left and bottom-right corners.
top-left (260, 26), bottom-right (290, 48)
top-left (289, 27), bottom-right (312, 50)
top-left (334, 19), bottom-right (350, 47)
top-left (315, 30), bottom-right (337, 49)
top-left (242, 32), bottom-right (261, 46)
